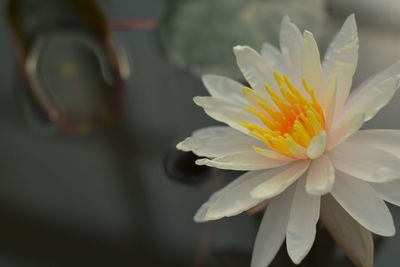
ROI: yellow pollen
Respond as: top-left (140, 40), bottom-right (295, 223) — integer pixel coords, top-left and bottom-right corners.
top-left (240, 72), bottom-right (325, 157)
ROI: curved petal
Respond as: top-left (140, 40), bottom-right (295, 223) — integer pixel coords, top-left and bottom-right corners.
top-left (177, 126), bottom-right (264, 158)
top-left (286, 177), bottom-right (320, 264)
top-left (202, 75), bottom-right (248, 106)
top-left (251, 160), bottom-right (310, 199)
top-left (331, 171), bottom-right (395, 236)
top-left (279, 16), bottom-right (303, 87)
top-left (322, 14), bottom-right (358, 117)
top-left (253, 146), bottom-right (296, 161)
top-left (347, 129), bottom-right (400, 158)
top-left (196, 150), bottom-right (292, 171)
top-left (329, 142), bottom-right (400, 183)
top-left (233, 45), bottom-right (278, 97)
top-left (251, 185), bottom-right (296, 267)
top-left (327, 112), bottom-right (364, 150)
top-left (306, 155), bottom-right (335, 195)
top-left (320, 194), bottom-right (374, 267)
top-left (306, 130), bottom-right (327, 159)
top-left (338, 60), bottom-right (400, 123)
top-left (371, 180), bottom-right (400, 206)
top-left (261, 42), bottom-right (286, 73)
top-left (193, 96), bottom-right (264, 133)
top-left (194, 169), bottom-right (281, 222)
top-left (301, 31), bottom-right (323, 104)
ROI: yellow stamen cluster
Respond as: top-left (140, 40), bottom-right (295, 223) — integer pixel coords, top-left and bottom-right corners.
top-left (240, 72), bottom-right (325, 158)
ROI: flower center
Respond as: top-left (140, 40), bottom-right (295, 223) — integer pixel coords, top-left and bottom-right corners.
top-left (240, 72), bottom-right (325, 158)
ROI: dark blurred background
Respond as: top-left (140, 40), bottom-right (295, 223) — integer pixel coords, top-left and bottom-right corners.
top-left (0, 0), bottom-right (400, 266)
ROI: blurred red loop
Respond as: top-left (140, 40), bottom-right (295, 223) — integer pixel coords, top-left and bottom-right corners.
top-left (109, 19), bottom-right (159, 31)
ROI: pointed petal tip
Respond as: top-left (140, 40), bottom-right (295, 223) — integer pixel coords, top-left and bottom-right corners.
top-left (195, 158), bottom-right (209, 166)
top-left (193, 214), bottom-right (209, 223)
top-left (175, 140), bottom-right (185, 151)
top-left (376, 219), bottom-right (396, 237)
top-left (287, 246), bottom-right (313, 265)
top-left (346, 13), bottom-right (356, 24)
top-left (281, 15), bottom-right (291, 25)
top-left (376, 226), bottom-right (395, 237)
top-left (303, 30), bottom-right (314, 39)
top-left (193, 201), bottom-right (217, 223)
top-left (233, 45), bottom-right (247, 53)
top-left (176, 137), bottom-right (195, 152)
top-left (200, 74), bottom-right (210, 84)
top-left (192, 96), bottom-right (209, 107)
top-left (286, 229), bottom-right (318, 264)
top-left (192, 96), bottom-right (201, 105)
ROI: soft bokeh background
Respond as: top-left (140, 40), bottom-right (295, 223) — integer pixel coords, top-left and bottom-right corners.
top-left (0, 0), bottom-right (400, 266)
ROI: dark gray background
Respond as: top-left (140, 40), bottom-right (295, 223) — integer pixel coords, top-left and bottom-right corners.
top-left (0, 0), bottom-right (400, 266)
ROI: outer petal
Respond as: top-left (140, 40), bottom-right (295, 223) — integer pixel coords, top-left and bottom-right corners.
top-left (196, 150), bottom-right (291, 171)
top-left (279, 16), bottom-right (303, 87)
top-left (371, 180), bottom-right (400, 206)
top-left (202, 75), bottom-right (248, 106)
top-left (320, 194), bottom-right (374, 267)
top-left (233, 45), bottom-right (278, 97)
top-left (337, 60), bottom-right (400, 124)
top-left (177, 126), bottom-right (265, 158)
top-left (329, 142), bottom-right (400, 183)
top-left (331, 171), bottom-right (395, 236)
top-left (261, 42), bottom-right (286, 73)
top-left (347, 129), bottom-right (400, 158)
top-left (193, 96), bottom-right (264, 133)
top-left (301, 31), bottom-right (323, 104)
top-left (286, 177), bottom-right (320, 264)
top-left (194, 169), bottom-right (281, 222)
top-left (251, 160), bottom-right (310, 199)
top-left (306, 155), bottom-right (335, 195)
top-left (251, 185), bottom-right (296, 267)
top-left (322, 14), bottom-right (358, 117)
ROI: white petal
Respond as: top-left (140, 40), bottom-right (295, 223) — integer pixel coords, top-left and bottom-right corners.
top-left (233, 45), bottom-right (278, 97)
top-left (177, 126), bottom-right (265, 158)
top-left (253, 146), bottom-right (296, 161)
top-left (347, 129), bottom-right (400, 158)
top-left (339, 60), bottom-right (400, 123)
top-left (193, 96), bottom-right (264, 133)
top-left (251, 160), bottom-right (310, 199)
top-left (331, 171), bottom-right (395, 236)
top-left (324, 74), bottom-right (337, 130)
top-left (196, 150), bottom-right (291, 171)
top-left (301, 31), bottom-right (323, 104)
top-left (327, 112), bottom-right (364, 150)
top-left (371, 180), bottom-right (400, 206)
top-left (329, 142), bottom-right (400, 183)
top-left (201, 75), bottom-right (248, 106)
top-left (306, 155), bottom-right (335, 195)
top-left (322, 14), bottom-right (358, 117)
top-left (279, 16), bottom-right (303, 87)
top-left (286, 177), bottom-right (320, 264)
top-left (194, 169), bottom-right (281, 222)
top-left (251, 185), bottom-right (296, 267)
top-left (320, 194), bottom-right (374, 267)
top-left (261, 42), bottom-right (286, 73)
top-left (306, 130), bottom-right (327, 159)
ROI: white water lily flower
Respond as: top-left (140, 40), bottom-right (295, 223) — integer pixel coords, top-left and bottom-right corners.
top-left (177, 14), bottom-right (400, 266)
